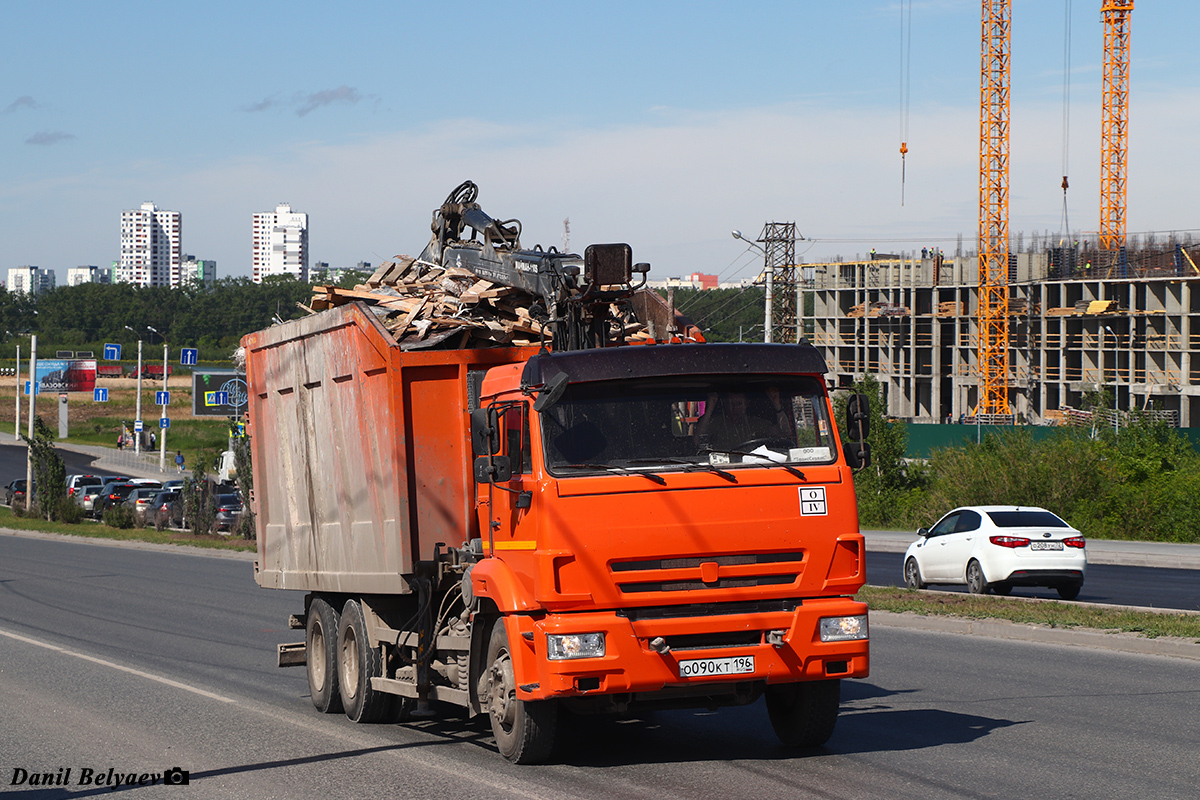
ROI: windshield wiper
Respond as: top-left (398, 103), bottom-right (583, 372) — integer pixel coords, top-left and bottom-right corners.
top-left (558, 463), bottom-right (667, 485)
top-left (625, 457), bottom-right (737, 483)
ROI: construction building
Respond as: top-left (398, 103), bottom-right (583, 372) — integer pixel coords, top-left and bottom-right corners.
top-left (807, 240), bottom-right (1200, 427)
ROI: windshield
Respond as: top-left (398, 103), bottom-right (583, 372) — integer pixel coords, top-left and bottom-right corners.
top-left (540, 375), bottom-right (837, 475)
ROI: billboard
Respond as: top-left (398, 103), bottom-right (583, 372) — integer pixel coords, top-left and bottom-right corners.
top-left (35, 359), bottom-right (97, 393)
top-left (192, 369), bottom-right (248, 417)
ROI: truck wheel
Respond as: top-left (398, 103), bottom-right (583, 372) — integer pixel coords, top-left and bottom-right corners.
top-left (336, 599), bottom-right (397, 722)
top-left (481, 619), bottom-right (557, 764)
top-left (306, 597), bottom-right (343, 714)
top-left (765, 679), bottom-right (841, 748)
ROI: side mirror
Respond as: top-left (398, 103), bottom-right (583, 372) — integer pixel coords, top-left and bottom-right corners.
top-left (846, 393), bottom-right (871, 441)
top-left (844, 441), bottom-right (871, 470)
top-left (471, 408), bottom-right (501, 455)
top-left (533, 372), bottom-right (569, 413)
top-left (917, 527), bottom-right (930, 538)
top-left (474, 455), bottom-right (512, 484)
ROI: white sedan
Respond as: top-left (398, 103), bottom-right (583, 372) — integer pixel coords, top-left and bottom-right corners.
top-left (903, 505), bottom-right (1087, 600)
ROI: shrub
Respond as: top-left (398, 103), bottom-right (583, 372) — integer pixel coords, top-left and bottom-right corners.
top-left (103, 505), bottom-right (135, 529)
top-left (56, 497), bottom-right (84, 524)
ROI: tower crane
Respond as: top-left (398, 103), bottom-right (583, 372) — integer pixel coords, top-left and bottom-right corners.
top-left (977, 0), bottom-right (1011, 416)
top-left (1099, 1), bottom-right (1133, 253)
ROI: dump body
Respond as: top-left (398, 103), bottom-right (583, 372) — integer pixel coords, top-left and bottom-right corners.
top-left (243, 303), bottom-right (536, 593)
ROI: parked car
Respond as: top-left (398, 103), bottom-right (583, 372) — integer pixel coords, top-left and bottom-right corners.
top-left (3, 479), bottom-right (33, 507)
top-left (903, 505), bottom-right (1087, 600)
top-left (150, 491), bottom-right (180, 528)
top-left (95, 482), bottom-right (140, 517)
top-left (79, 476), bottom-right (131, 514)
top-left (66, 474), bottom-right (103, 499)
top-left (213, 493), bottom-right (243, 533)
top-left (124, 487), bottom-right (163, 524)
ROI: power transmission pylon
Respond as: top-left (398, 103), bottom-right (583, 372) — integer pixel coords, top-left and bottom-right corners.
top-left (760, 222), bottom-right (797, 344)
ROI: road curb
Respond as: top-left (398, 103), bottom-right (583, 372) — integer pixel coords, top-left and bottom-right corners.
top-left (871, 609), bottom-right (1200, 661)
top-left (0, 527), bottom-right (256, 561)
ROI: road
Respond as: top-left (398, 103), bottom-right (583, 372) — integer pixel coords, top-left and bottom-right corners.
top-left (2, 534), bottom-right (1199, 799)
top-left (867, 550), bottom-right (1200, 611)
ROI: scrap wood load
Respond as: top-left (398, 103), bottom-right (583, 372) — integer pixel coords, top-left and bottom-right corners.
top-left (306, 255), bottom-right (660, 350)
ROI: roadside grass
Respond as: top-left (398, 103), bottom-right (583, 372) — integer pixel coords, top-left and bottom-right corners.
top-left (859, 585), bottom-right (1200, 641)
top-left (0, 506), bottom-right (254, 552)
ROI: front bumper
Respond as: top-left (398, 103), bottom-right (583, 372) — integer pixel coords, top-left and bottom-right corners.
top-left (503, 597), bottom-right (869, 702)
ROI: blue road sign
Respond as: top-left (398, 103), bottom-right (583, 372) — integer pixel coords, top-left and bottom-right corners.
top-left (94, 387), bottom-right (109, 402)
top-left (156, 391), bottom-right (171, 405)
top-left (134, 420), bottom-right (144, 432)
top-left (160, 417), bottom-right (171, 429)
top-left (103, 343), bottom-right (122, 360)
top-left (23, 381), bottom-right (40, 396)
top-left (180, 348), bottom-right (198, 366)
top-left (205, 390), bottom-right (230, 406)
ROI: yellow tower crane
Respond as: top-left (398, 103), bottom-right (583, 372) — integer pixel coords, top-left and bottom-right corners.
top-left (978, 0), bottom-right (1011, 416)
top-left (1100, 1), bottom-right (1133, 253)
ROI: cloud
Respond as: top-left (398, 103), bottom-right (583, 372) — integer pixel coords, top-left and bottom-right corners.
top-left (25, 131), bottom-right (74, 146)
top-left (4, 96), bottom-right (38, 114)
top-left (295, 85), bottom-right (361, 117)
top-left (242, 95), bottom-right (282, 113)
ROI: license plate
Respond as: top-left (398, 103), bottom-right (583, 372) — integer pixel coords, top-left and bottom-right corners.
top-left (679, 655), bottom-right (755, 678)
top-left (1030, 541), bottom-right (1064, 551)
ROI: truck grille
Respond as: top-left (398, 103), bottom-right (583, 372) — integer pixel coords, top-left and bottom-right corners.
top-left (610, 552), bottom-right (805, 595)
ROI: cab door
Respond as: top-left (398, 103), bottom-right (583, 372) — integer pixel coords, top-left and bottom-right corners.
top-left (484, 401), bottom-right (537, 552)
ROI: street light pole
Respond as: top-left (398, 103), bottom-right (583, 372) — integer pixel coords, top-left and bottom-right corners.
top-left (148, 327), bottom-right (167, 472)
top-left (25, 335), bottom-right (36, 512)
top-left (732, 229), bottom-right (772, 343)
top-left (126, 326), bottom-right (143, 454)
top-left (14, 343), bottom-right (20, 441)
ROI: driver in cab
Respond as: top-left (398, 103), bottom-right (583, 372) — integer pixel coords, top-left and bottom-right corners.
top-left (694, 388), bottom-right (791, 453)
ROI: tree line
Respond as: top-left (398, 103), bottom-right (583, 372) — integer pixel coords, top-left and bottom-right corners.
top-left (0, 273), bottom-right (369, 358)
top-left (839, 376), bottom-right (1200, 543)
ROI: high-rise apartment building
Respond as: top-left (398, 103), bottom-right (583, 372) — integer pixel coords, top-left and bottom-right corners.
top-left (119, 202), bottom-right (182, 287)
top-left (252, 203), bottom-right (308, 283)
top-left (7, 266), bottom-right (56, 295)
top-left (180, 255), bottom-right (217, 286)
top-left (67, 265), bottom-right (112, 286)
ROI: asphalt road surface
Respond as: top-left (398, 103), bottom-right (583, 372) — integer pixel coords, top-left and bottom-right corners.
top-left (866, 550), bottom-right (1200, 611)
top-left (2, 534), bottom-right (1199, 799)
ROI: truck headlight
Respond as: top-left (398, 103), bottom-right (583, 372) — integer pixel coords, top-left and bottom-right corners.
top-left (819, 615), bottom-right (868, 642)
top-left (546, 633), bottom-right (605, 660)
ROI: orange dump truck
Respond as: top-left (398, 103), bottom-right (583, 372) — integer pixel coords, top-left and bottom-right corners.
top-left (245, 303), bottom-right (871, 763)
top-left (245, 183), bottom-right (870, 763)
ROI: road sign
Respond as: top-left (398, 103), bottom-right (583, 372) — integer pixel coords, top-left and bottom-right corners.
top-left (180, 348), bottom-right (198, 366)
top-left (23, 381), bottom-right (40, 396)
top-left (103, 343), bottom-right (122, 360)
top-left (160, 418), bottom-right (171, 429)
top-left (205, 390), bottom-right (230, 407)
top-left (134, 420), bottom-right (144, 432)
top-left (94, 388), bottom-right (109, 402)
top-left (156, 391), bottom-right (171, 405)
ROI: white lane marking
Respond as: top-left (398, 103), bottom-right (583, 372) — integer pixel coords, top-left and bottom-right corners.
top-left (0, 626), bottom-right (237, 704)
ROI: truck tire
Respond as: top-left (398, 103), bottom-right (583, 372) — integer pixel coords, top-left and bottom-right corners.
top-left (765, 679), bottom-right (841, 748)
top-left (337, 598), bottom-right (398, 723)
top-left (480, 619), bottom-right (557, 764)
top-left (306, 597), bottom-right (343, 714)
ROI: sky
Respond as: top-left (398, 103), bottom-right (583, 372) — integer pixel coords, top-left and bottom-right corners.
top-left (3, 1), bottom-right (1198, 287)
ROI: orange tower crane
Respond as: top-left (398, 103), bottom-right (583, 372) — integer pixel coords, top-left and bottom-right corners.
top-left (1100, 1), bottom-right (1133, 252)
top-left (978, 0), bottom-right (1011, 416)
